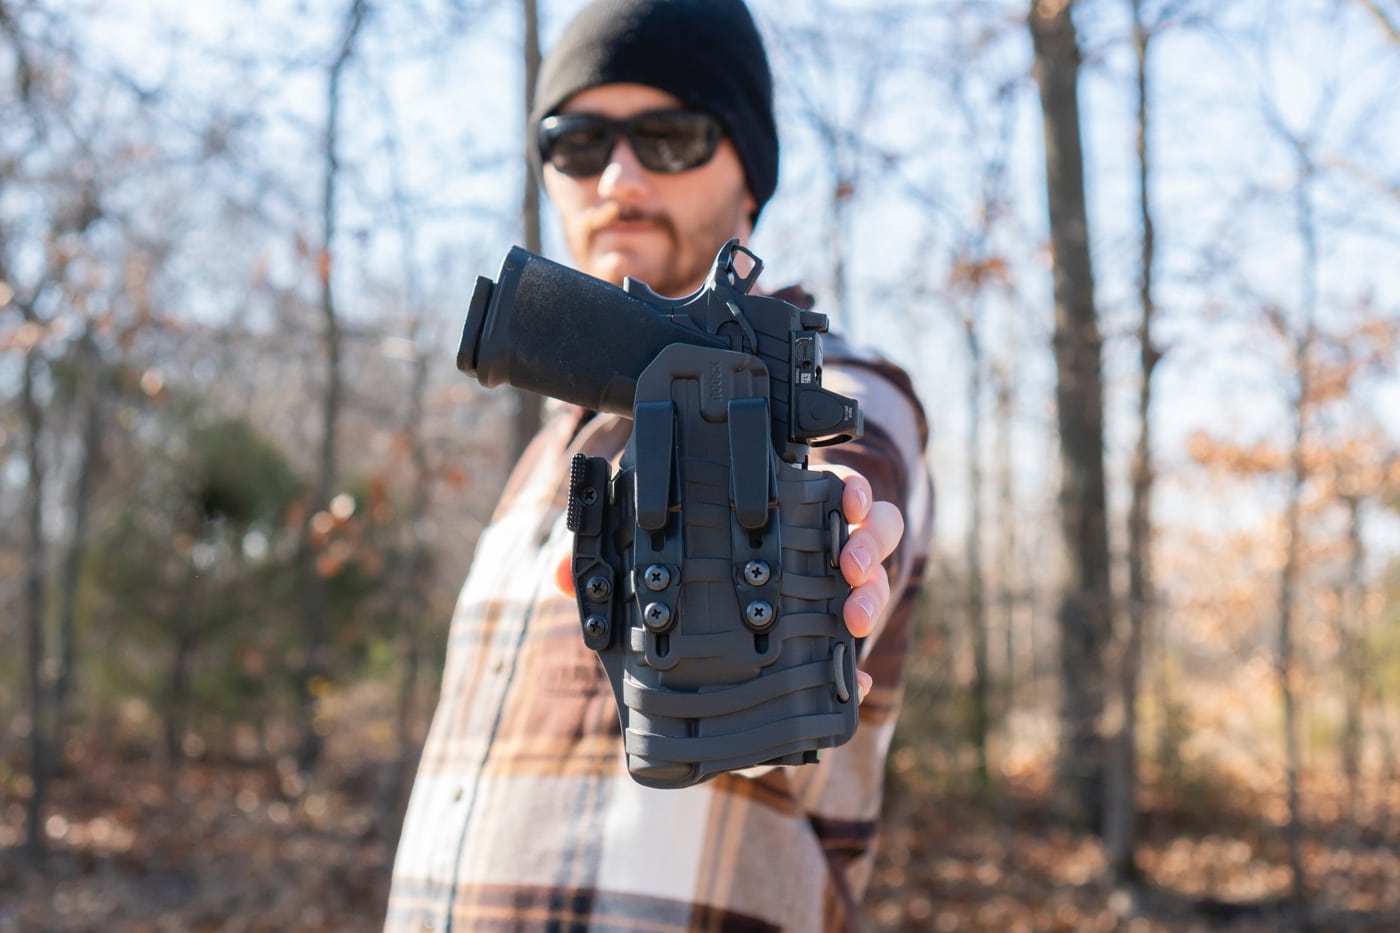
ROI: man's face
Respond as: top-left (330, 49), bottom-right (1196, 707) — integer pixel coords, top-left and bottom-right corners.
top-left (542, 83), bottom-right (757, 297)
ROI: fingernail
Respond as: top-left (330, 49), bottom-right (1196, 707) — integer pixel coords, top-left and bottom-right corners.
top-left (856, 671), bottom-right (872, 704)
top-left (857, 488), bottom-right (870, 511)
top-left (849, 547), bottom-right (871, 576)
top-left (851, 595), bottom-right (874, 625)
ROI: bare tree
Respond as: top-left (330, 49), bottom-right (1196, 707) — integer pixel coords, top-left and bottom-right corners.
top-left (947, 67), bottom-right (1019, 794)
top-left (765, 2), bottom-right (899, 338)
top-left (1338, 491), bottom-right (1366, 826)
top-left (1259, 68), bottom-right (1338, 926)
top-left (993, 360), bottom-right (1018, 709)
top-left (19, 314), bottom-right (47, 859)
top-left (297, 0), bottom-right (369, 774)
top-left (52, 326), bottom-right (104, 739)
top-left (365, 60), bottom-right (445, 830)
top-left (1028, 0), bottom-right (1113, 833)
top-left (1, 0), bottom-right (47, 861)
top-left (511, 0), bottom-right (544, 460)
top-left (1349, 0), bottom-right (1400, 44)
top-left (1276, 319), bottom-right (1313, 928)
top-left (1104, 0), bottom-right (1174, 886)
top-left (0, 0), bottom-right (109, 856)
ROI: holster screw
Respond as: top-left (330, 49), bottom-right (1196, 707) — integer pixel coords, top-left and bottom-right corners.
top-left (583, 616), bottom-right (608, 639)
top-left (585, 576), bottom-right (610, 602)
top-left (643, 565), bottom-right (671, 591)
top-left (743, 560), bottom-right (771, 586)
top-left (643, 602), bottom-right (672, 631)
top-left (581, 487), bottom-right (598, 505)
top-left (744, 600), bottom-right (774, 630)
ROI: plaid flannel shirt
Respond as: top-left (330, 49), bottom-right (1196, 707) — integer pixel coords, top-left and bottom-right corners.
top-left (386, 336), bottom-right (933, 933)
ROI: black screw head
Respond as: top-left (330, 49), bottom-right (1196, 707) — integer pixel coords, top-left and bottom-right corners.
top-left (581, 487), bottom-right (598, 505)
top-left (643, 564), bottom-right (671, 591)
top-left (744, 560), bottom-right (771, 586)
top-left (585, 576), bottom-right (610, 602)
top-left (642, 602), bottom-right (672, 631)
top-left (744, 600), bottom-right (774, 630)
top-left (583, 615), bottom-right (607, 639)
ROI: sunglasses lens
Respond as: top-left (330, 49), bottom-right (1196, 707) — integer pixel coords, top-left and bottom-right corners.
top-left (540, 116), bottom-right (614, 177)
top-left (540, 112), bottom-right (721, 176)
top-left (629, 113), bottom-right (720, 173)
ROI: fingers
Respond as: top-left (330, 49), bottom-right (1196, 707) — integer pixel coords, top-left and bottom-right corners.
top-left (840, 500), bottom-right (904, 588)
top-left (843, 561), bottom-right (891, 639)
top-left (842, 472), bottom-right (873, 524)
top-left (839, 474), bottom-right (901, 639)
top-left (855, 669), bottom-right (872, 705)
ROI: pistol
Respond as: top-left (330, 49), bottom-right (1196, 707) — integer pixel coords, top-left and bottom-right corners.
top-left (458, 239), bottom-right (862, 788)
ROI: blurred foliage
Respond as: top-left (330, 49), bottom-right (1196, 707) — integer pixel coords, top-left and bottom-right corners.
top-left (1372, 562), bottom-right (1400, 695)
top-left (55, 386), bottom-right (434, 759)
top-left (187, 418), bottom-right (303, 529)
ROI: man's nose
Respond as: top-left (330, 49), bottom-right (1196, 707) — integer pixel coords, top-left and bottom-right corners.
top-left (597, 138), bottom-right (649, 200)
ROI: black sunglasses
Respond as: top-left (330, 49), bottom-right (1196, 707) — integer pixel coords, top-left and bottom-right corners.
top-left (537, 110), bottom-right (723, 177)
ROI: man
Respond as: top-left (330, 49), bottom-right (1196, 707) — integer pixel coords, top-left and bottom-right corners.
top-left (386, 1), bottom-right (933, 930)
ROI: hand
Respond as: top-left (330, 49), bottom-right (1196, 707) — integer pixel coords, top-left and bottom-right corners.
top-left (832, 469), bottom-right (905, 704)
top-left (554, 469), bottom-right (904, 705)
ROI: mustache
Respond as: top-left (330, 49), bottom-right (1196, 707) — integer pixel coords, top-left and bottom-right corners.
top-left (585, 203), bottom-right (676, 241)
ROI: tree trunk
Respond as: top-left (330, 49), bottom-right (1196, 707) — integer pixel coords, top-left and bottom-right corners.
top-left (995, 365), bottom-right (1017, 715)
top-left (373, 85), bottom-right (437, 831)
top-left (6, 10), bottom-right (48, 859)
top-left (1351, 0), bottom-right (1400, 44)
top-left (511, 0), bottom-right (544, 461)
top-left (392, 351), bottom-right (430, 785)
top-left (830, 172), bottom-right (855, 339)
top-left (165, 560), bottom-right (198, 771)
top-left (53, 328), bottom-right (104, 744)
top-left (1379, 703), bottom-right (1399, 839)
top-left (1277, 158), bottom-right (1322, 926)
top-left (1029, 0), bottom-right (1113, 833)
top-left (965, 318), bottom-right (991, 792)
top-left (22, 344), bottom-right (48, 861)
top-left (1278, 344), bottom-right (1309, 927)
top-left (297, 0), bottom-right (367, 775)
top-left (1105, 0), bottom-right (1158, 884)
top-left (1340, 496), bottom-right (1365, 827)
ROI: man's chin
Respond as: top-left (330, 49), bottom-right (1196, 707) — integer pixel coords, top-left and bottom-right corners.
top-left (588, 248), bottom-right (665, 289)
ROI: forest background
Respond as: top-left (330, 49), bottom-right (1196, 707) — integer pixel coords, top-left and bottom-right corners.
top-left (1, 0), bottom-right (1398, 930)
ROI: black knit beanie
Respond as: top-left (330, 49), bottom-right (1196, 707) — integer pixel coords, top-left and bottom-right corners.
top-left (530, 0), bottom-right (779, 220)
